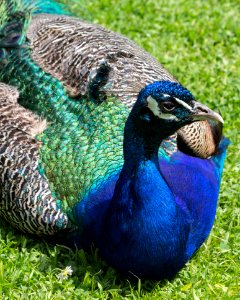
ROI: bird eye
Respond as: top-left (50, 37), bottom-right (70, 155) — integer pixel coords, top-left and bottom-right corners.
top-left (161, 101), bottom-right (176, 112)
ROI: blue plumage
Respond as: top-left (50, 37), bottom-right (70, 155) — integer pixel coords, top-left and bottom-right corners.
top-left (73, 82), bottom-right (228, 279)
top-left (139, 81), bottom-right (195, 102)
top-left (160, 138), bottom-right (229, 259)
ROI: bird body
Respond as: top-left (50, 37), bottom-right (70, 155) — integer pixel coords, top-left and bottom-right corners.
top-left (0, 0), bottom-right (229, 279)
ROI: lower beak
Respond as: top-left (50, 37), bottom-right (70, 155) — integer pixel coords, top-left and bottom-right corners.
top-left (190, 101), bottom-right (224, 124)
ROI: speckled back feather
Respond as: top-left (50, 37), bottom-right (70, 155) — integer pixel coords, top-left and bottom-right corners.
top-left (26, 11), bottom-right (221, 157)
top-left (0, 83), bottom-right (69, 235)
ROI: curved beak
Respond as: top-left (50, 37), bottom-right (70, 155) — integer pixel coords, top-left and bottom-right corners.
top-left (190, 101), bottom-right (224, 124)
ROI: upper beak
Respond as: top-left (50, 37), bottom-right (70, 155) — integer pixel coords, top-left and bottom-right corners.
top-left (190, 101), bottom-right (224, 124)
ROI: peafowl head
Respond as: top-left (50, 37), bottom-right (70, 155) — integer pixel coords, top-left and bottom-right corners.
top-left (130, 81), bottom-right (223, 140)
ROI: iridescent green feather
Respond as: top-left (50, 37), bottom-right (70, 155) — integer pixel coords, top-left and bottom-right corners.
top-left (37, 99), bottom-right (128, 220)
top-left (0, 1), bottom-right (127, 224)
top-left (0, 42), bottom-right (129, 223)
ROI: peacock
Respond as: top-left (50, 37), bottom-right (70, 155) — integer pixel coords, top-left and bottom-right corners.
top-left (0, 0), bottom-right (229, 280)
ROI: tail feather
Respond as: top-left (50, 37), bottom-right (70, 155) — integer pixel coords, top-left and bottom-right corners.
top-left (0, 2), bottom-right (31, 49)
top-left (0, 0), bottom-right (68, 26)
top-left (0, 0), bottom-right (68, 51)
top-left (26, 0), bottom-right (68, 15)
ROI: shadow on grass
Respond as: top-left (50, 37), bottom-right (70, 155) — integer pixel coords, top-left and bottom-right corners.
top-left (0, 219), bottom-right (169, 296)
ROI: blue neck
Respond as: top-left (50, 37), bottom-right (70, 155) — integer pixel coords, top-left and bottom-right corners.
top-left (99, 116), bottom-right (189, 279)
top-left (122, 113), bottom-right (162, 167)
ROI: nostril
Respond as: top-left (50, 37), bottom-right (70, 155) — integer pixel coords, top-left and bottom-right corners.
top-left (193, 102), bottom-right (210, 114)
top-left (197, 107), bottom-right (209, 114)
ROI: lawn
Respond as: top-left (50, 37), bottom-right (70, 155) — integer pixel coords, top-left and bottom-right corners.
top-left (0, 0), bottom-right (239, 299)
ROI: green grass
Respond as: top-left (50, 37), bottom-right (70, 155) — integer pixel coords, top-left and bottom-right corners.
top-left (0, 0), bottom-right (239, 298)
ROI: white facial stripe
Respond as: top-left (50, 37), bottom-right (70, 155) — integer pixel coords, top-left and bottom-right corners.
top-left (147, 96), bottom-right (161, 117)
top-left (174, 97), bottom-right (192, 111)
top-left (147, 96), bottom-right (179, 121)
top-left (159, 114), bottom-right (179, 120)
top-left (153, 93), bottom-right (192, 111)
